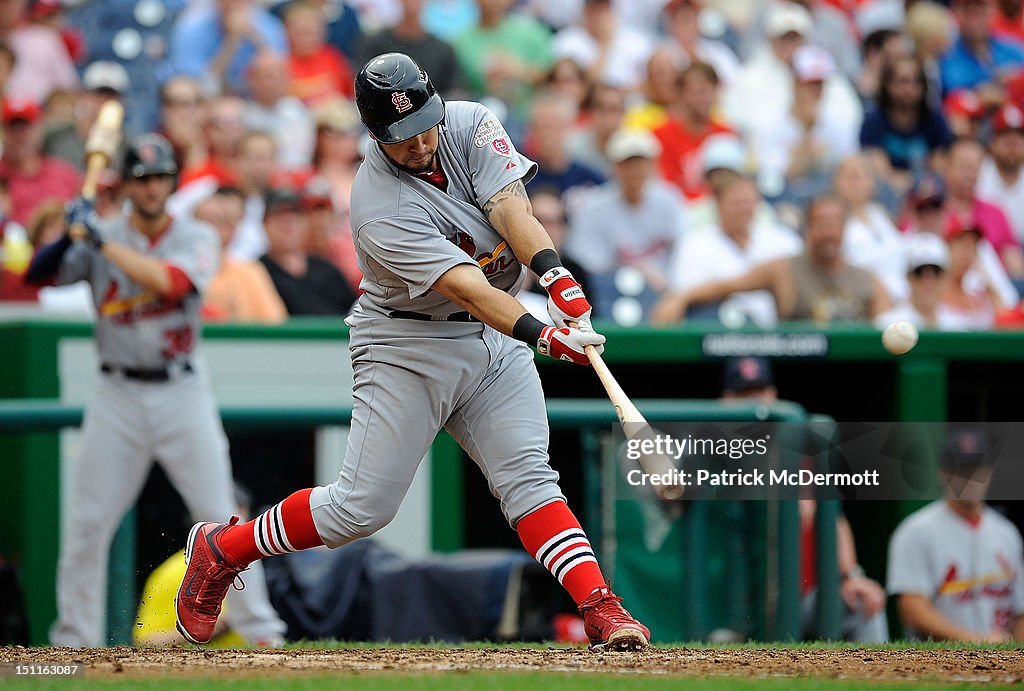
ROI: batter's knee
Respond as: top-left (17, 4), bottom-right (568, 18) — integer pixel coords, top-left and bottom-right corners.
top-left (308, 485), bottom-right (400, 548)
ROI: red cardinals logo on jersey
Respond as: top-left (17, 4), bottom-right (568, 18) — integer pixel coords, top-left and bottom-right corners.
top-left (491, 138), bottom-right (512, 158)
top-left (452, 230), bottom-right (477, 257)
top-left (392, 91), bottom-right (413, 114)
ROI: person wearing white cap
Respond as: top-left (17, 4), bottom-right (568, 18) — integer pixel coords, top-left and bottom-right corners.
top-left (785, 0), bottom-right (862, 79)
top-left (722, 2), bottom-right (861, 148)
top-left (682, 133), bottom-right (785, 235)
top-left (874, 232), bottom-right (958, 330)
top-left (563, 128), bottom-right (688, 319)
top-left (748, 44), bottom-right (859, 202)
top-left (43, 61), bottom-right (131, 173)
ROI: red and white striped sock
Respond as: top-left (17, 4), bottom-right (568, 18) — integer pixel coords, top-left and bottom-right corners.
top-left (218, 488), bottom-right (324, 565)
top-left (516, 500), bottom-right (605, 605)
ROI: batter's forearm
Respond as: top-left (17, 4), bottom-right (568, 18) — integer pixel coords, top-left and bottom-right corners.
top-left (100, 242), bottom-right (174, 296)
top-left (451, 283), bottom-right (531, 336)
top-left (432, 263), bottom-right (529, 336)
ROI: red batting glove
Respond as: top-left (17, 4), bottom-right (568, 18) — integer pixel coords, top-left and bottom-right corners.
top-left (537, 325), bottom-right (605, 365)
top-left (539, 266), bottom-right (593, 330)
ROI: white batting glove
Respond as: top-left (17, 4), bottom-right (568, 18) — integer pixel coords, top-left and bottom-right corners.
top-left (537, 325), bottom-right (605, 365)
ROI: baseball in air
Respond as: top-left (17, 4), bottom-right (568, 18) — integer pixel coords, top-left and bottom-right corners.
top-left (882, 320), bottom-right (919, 355)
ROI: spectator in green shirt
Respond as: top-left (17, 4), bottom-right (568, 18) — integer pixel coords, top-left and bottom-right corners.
top-left (452, 0), bottom-right (554, 121)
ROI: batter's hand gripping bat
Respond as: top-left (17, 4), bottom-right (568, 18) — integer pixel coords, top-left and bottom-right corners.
top-left (69, 101), bottom-right (123, 240)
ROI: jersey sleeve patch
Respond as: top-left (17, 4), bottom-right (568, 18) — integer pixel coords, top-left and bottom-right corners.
top-left (474, 119), bottom-right (509, 148)
top-left (490, 138), bottom-right (513, 158)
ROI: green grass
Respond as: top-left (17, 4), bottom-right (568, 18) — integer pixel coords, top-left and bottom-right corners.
top-left (3, 674), bottom-right (1015, 691)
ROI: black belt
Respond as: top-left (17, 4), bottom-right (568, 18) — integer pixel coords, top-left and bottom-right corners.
top-left (388, 310), bottom-right (477, 322)
top-left (101, 362), bottom-right (193, 382)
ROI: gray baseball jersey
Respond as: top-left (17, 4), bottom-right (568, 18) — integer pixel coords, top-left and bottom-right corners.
top-left (306, 101), bottom-right (566, 548)
top-left (56, 214), bottom-right (219, 368)
top-left (348, 101), bottom-right (537, 320)
top-left (887, 501), bottom-right (1024, 638)
top-left (49, 211), bottom-right (285, 646)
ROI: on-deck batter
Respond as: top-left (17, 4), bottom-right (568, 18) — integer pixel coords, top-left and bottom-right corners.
top-left (174, 53), bottom-right (651, 651)
top-left (27, 134), bottom-right (286, 647)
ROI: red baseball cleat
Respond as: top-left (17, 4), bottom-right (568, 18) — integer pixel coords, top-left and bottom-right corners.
top-left (175, 517), bottom-right (248, 645)
top-left (579, 585), bottom-right (651, 651)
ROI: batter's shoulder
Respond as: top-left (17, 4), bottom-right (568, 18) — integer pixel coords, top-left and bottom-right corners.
top-left (443, 100), bottom-right (504, 136)
top-left (171, 214), bottom-right (218, 244)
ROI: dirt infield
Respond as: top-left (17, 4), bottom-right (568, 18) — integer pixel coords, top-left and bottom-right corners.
top-left (2, 646), bottom-right (1023, 683)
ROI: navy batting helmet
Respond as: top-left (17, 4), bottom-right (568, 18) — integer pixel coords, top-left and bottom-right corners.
top-left (355, 53), bottom-right (445, 144)
top-left (122, 133), bottom-right (177, 179)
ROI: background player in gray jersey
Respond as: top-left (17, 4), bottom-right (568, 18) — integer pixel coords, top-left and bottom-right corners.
top-left (887, 428), bottom-right (1024, 642)
top-left (175, 53), bottom-right (651, 651)
top-left (26, 133), bottom-right (285, 647)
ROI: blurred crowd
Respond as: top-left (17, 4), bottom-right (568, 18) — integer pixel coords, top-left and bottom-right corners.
top-left (2, 0), bottom-right (1024, 330)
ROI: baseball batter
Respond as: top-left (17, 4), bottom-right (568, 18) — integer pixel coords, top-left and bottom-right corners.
top-left (26, 134), bottom-right (285, 647)
top-left (175, 53), bottom-right (651, 651)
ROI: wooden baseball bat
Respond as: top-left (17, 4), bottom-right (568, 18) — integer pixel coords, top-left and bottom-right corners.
top-left (70, 101), bottom-right (123, 239)
top-left (575, 326), bottom-right (685, 501)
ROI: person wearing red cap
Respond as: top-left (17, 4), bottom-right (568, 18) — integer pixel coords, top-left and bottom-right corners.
top-left (941, 215), bottom-right (1006, 329)
top-left (942, 137), bottom-right (1024, 278)
top-left (978, 102), bottom-right (1024, 242)
top-left (944, 89), bottom-right (990, 138)
top-left (0, 97), bottom-right (80, 225)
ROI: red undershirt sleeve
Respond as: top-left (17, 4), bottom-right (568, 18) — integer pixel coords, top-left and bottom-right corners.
top-left (164, 264), bottom-right (195, 301)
